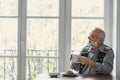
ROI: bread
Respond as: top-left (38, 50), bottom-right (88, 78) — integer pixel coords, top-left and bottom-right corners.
top-left (66, 70), bottom-right (74, 75)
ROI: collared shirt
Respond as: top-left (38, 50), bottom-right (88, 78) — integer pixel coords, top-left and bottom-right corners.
top-left (71, 44), bottom-right (114, 74)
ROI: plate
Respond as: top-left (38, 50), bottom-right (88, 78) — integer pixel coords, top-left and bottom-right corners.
top-left (62, 73), bottom-right (79, 77)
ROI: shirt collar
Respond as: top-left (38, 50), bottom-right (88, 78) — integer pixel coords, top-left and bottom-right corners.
top-left (91, 44), bottom-right (104, 53)
top-left (98, 44), bottom-right (104, 52)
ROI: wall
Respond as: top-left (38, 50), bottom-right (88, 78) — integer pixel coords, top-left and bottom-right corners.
top-left (116, 0), bottom-right (120, 79)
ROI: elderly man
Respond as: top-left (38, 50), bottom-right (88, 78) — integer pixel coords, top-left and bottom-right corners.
top-left (71, 28), bottom-right (114, 74)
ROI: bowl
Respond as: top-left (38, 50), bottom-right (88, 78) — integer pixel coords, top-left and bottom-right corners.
top-left (49, 72), bottom-right (60, 77)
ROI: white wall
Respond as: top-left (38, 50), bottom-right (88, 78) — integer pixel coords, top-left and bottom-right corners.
top-left (116, 0), bottom-right (120, 79)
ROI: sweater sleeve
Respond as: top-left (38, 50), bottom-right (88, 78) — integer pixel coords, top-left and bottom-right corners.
top-left (95, 49), bottom-right (114, 74)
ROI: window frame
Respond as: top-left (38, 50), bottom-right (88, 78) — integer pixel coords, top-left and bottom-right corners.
top-left (18, 0), bottom-right (27, 80)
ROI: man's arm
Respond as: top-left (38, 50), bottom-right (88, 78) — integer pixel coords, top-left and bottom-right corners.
top-left (79, 56), bottom-right (96, 69)
top-left (80, 49), bottom-right (114, 74)
top-left (95, 50), bottom-right (114, 74)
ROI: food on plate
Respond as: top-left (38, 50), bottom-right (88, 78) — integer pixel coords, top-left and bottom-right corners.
top-left (65, 70), bottom-right (74, 75)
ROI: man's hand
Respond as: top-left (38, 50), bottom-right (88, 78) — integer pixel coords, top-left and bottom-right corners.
top-left (79, 56), bottom-right (96, 69)
top-left (79, 56), bottom-right (90, 65)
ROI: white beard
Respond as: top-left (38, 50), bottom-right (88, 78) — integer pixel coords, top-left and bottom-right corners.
top-left (89, 41), bottom-right (98, 47)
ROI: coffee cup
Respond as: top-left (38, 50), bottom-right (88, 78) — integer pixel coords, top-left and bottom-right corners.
top-left (71, 54), bottom-right (80, 63)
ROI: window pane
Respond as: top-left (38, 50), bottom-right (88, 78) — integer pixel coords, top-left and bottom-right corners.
top-left (27, 0), bottom-right (59, 16)
top-left (0, 0), bottom-right (18, 16)
top-left (26, 19), bottom-right (58, 79)
top-left (27, 19), bottom-right (58, 52)
top-left (0, 18), bottom-right (18, 56)
top-left (0, 58), bottom-right (17, 80)
top-left (72, 0), bottom-right (104, 17)
top-left (72, 19), bottom-right (104, 52)
top-left (26, 58), bottom-right (58, 80)
top-left (0, 18), bottom-right (18, 80)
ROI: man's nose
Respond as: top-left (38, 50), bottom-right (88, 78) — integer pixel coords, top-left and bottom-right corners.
top-left (88, 36), bottom-right (90, 40)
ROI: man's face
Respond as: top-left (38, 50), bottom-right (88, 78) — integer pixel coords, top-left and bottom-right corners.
top-left (88, 30), bottom-right (100, 47)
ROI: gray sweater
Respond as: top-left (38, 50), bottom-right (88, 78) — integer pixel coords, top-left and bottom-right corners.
top-left (71, 44), bottom-right (114, 74)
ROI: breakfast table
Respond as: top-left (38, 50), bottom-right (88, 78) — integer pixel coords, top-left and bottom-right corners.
top-left (35, 72), bottom-right (117, 80)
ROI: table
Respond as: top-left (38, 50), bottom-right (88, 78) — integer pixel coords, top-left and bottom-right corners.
top-left (35, 73), bottom-right (117, 80)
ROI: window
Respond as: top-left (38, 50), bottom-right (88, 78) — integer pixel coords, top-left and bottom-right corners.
top-left (0, 0), bottom-right (114, 80)
top-left (71, 0), bottom-right (104, 53)
top-left (0, 0), bottom-right (18, 80)
top-left (26, 0), bottom-right (59, 80)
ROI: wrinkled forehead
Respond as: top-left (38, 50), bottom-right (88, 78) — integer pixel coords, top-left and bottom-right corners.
top-left (89, 29), bottom-right (100, 37)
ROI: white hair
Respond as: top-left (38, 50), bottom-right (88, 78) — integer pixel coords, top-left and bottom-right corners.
top-left (94, 27), bottom-right (106, 41)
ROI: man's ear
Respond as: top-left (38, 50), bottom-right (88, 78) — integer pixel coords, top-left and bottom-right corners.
top-left (99, 39), bottom-right (103, 44)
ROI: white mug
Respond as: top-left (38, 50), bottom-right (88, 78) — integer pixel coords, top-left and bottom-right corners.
top-left (71, 54), bottom-right (80, 63)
